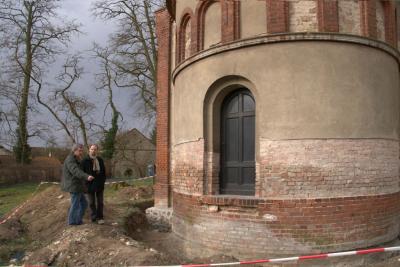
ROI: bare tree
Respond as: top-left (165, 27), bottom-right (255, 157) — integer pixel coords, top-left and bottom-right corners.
top-left (0, 0), bottom-right (80, 163)
top-left (92, 43), bottom-right (123, 159)
top-left (35, 56), bottom-right (82, 146)
top-left (92, 0), bottom-right (162, 125)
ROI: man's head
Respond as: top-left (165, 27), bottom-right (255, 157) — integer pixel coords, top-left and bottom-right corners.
top-left (71, 144), bottom-right (84, 160)
top-left (89, 144), bottom-right (98, 157)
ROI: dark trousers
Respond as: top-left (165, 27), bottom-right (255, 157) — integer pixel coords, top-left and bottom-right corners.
top-left (87, 190), bottom-right (104, 221)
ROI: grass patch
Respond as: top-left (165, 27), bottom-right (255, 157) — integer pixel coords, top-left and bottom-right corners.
top-left (0, 182), bottom-right (51, 218)
top-left (130, 177), bottom-right (153, 187)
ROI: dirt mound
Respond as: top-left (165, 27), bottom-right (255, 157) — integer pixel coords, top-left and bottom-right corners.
top-left (0, 185), bottom-right (174, 266)
top-left (25, 223), bottom-right (172, 266)
top-left (1, 183), bottom-right (241, 267)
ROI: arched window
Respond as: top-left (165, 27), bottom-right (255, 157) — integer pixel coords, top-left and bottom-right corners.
top-left (220, 89), bottom-right (255, 195)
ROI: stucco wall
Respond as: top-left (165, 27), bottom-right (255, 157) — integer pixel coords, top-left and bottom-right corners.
top-left (289, 0), bottom-right (318, 32)
top-left (172, 41), bottom-right (399, 145)
top-left (240, 0), bottom-right (267, 38)
top-left (204, 2), bottom-right (221, 49)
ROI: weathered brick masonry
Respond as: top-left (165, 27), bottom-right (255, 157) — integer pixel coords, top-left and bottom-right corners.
top-left (171, 139), bottom-right (204, 195)
top-left (170, 139), bottom-right (400, 257)
top-left (259, 139), bottom-right (399, 198)
top-left (154, 9), bottom-right (172, 208)
top-left (173, 191), bottom-right (400, 258)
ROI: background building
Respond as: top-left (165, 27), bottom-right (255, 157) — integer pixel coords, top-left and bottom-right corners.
top-left (112, 129), bottom-right (155, 179)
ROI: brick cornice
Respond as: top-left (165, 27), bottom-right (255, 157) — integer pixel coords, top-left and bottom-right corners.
top-left (172, 32), bottom-right (400, 83)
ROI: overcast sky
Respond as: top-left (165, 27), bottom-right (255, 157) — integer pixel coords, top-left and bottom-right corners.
top-left (30, 0), bottom-right (150, 147)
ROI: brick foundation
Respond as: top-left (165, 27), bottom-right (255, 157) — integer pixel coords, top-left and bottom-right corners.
top-left (170, 138), bottom-right (400, 258)
top-left (172, 191), bottom-right (400, 259)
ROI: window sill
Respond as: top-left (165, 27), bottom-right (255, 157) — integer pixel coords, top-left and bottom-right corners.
top-left (200, 194), bottom-right (262, 208)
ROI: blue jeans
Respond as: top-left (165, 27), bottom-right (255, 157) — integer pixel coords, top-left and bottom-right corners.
top-left (68, 192), bottom-right (88, 225)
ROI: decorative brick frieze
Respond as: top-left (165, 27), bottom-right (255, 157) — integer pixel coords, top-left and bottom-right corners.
top-left (171, 0), bottom-right (397, 66)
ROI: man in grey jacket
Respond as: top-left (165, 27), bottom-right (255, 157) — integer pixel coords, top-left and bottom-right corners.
top-left (62, 144), bottom-right (94, 225)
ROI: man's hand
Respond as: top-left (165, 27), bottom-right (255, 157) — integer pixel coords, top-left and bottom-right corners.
top-left (87, 176), bottom-right (94, 181)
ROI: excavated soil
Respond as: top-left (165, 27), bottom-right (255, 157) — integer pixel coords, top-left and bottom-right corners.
top-left (0, 184), bottom-right (175, 266)
top-left (1, 183), bottom-right (400, 267)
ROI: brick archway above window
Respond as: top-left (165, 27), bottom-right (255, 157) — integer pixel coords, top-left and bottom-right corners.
top-left (195, 0), bottom-right (240, 51)
top-left (195, 0), bottom-right (220, 51)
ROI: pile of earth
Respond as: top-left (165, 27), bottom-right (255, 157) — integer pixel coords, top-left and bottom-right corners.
top-left (0, 184), bottom-right (173, 266)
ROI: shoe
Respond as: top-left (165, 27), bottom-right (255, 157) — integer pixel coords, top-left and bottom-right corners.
top-left (97, 219), bottom-right (104, 225)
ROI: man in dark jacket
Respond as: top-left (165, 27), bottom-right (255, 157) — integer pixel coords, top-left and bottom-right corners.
top-left (62, 144), bottom-right (94, 225)
top-left (81, 144), bottom-right (106, 224)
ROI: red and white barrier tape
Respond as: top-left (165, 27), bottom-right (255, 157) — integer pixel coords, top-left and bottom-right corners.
top-left (105, 176), bottom-right (154, 185)
top-left (144, 246), bottom-right (400, 267)
top-left (0, 176), bottom-right (154, 225)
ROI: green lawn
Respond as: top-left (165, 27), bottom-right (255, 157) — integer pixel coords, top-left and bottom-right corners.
top-left (0, 178), bottom-right (154, 218)
top-left (0, 182), bottom-right (49, 218)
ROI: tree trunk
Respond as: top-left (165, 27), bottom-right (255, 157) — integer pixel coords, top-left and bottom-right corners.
top-left (16, 2), bottom-right (33, 164)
